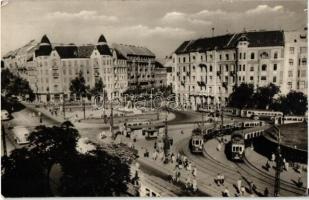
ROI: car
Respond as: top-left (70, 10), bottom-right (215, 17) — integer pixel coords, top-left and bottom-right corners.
top-left (12, 126), bottom-right (30, 144)
top-left (1, 110), bottom-right (10, 121)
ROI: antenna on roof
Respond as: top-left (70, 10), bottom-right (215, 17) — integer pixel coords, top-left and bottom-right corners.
top-left (212, 27), bottom-right (215, 37)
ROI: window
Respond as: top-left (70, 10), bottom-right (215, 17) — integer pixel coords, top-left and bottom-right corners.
top-left (209, 65), bottom-right (213, 72)
top-left (226, 54), bottom-right (229, 60)
top-left (273, 64), bottom-right (277, 71)
top-left (261, 76), bottom-right (267, 80)
top-left (288, 70), bottom-right (293, 77)
top-left (261, 64), bottom-right (267, 71)
top-left (250, 76), bottom-right (254, 81)
top-left (183, 57), bottom-right (186, 63)
top-left (192, 55), bottom-right (195, 60)
top-left (225, 65), bottom-right (228, 71)
top-left (300, 47), bottom-right (307, 54)
top-left (250, 66), bottom-right (254, 71)
top-left (273, 76), bottom-right (277, 82)
top-left (274, 52), bottom-right (278, 59)
top-left (289, 47), bottom-right (295, 54)
top-left (288, 82), bottom-right (292, 89)
top-left (183, 67), bottom-right (185, 72)
top-left (251, 53), bottom-right (255, 59)
top-left (243, 53), bottom-right (246, 60)
top-left (238, 65), bottom-right (241, 71)
top-left (289, 59), bottom-right (294, 66)
top-left (192, 66), bottom-right (196, 71)
top-left (219, 54), bottom-right (222, 60)
top-left (239, 52), bottom-right (242, 59)
top-left (243, 65), bottom-right (245, 71)
top-left (301, 58), bottom-right (307, 65)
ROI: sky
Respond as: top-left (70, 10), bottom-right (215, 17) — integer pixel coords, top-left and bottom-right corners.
top-left (1, 0), bottom-right (307, 59)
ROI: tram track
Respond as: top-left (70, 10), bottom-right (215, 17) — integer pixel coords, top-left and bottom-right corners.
top-left (174, 137), bottom-right (305, 196)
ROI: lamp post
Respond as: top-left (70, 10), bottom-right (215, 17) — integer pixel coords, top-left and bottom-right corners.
top-left (2, 124), bottom-right (7, 157)
top-left (150, 88), bottom-right (154, 111)
top-left (274, 126), bottom-right (282, 197)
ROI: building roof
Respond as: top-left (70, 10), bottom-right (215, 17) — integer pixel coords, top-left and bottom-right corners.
top-left (96, 44), bottom-right (112, 56)
top-left (77, 45), bottom-right (95, 58)
top-left (113, 48), bottom-right (127, 60)
top-left (112, 43), bottom-right (155, 59)
top-left (174, 30), bottom-right (284, 54)
top-left (155, 60), bottom-right (164, 68)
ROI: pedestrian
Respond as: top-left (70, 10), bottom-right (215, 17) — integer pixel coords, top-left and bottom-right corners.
top-left (223, 187), bottom-right (230, 197)
top-left (265, 160), bottom-right (270, 171)
top-left (215, 173), bottom-right (221, 186)
top-left (185, 177), bottom-right (191, 191)
top-left (192, 178), bottom-right (197, 192)
top-left (271, 153), bottom-right (276, 162)
top-left (171, 153), bottom-right (176, 163)
top-left (237, 178), bottom-right (242, 193)
top-left (192, 167), bottom-right (197, 177)
top-left (264, 187), bottom-right (269, 197)
top-left (249, 181), bottom-right (254, 194)
top-left (187, 161), bottom-right (192, 171)
top-left (221, 174), bottom-right (225, 185)
top-left (240, 186), bottom-right (246, 196)
top-left (217, 142), bottom-right (222, 151)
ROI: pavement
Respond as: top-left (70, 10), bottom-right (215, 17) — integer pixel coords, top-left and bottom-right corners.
top-left (204, 137), bottom-right (308, 194)
top-left (245, 148), bottom-right (307, 188)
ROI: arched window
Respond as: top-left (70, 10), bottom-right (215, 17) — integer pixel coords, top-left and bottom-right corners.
top-left (262, 64), bottom-right (267, 71)
top-left (251, 53), bottom-right (255, 59)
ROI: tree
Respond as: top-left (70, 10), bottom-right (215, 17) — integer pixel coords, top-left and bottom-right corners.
top-left (254, 83), bottom-right (280, 109)
top-left (1, 148), bottom-right (50, 197)
top-left (1, 68), bottom-right (35, 101)
top-left (2, 124), bottom-right (137, 197)
top-left (227, 83), bottom-right (254, 109)
top-left (276, 91), bottom-right (308, 115)
top-left (69, 71), bottom-right (90, 100)
top-left (60, 147), bottom-right (135, 196)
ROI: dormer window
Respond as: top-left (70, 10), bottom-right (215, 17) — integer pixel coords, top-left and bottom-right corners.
top-left (260, 52), bottom-right (269, 59)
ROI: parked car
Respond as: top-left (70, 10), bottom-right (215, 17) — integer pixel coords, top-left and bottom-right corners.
top-left (12, 126), bottom-right (30, 144)
top-left (1, 110), bottom-right (10, 121)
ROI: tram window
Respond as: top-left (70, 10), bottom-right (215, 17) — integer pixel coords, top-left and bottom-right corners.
top-left (142, 132), bottom-right (145, 136)
top-left (152, 192), bottom-right (157, 197)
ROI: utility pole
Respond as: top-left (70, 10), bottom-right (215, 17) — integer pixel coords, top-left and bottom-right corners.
top-left (274, 126), bottom-right (282, 197)
top-left (2, 125), bottom-right (7, 157)
top-left (63, 97), bottom-right (66, 119)
top-left (83, 98), bottom-right (86, 120)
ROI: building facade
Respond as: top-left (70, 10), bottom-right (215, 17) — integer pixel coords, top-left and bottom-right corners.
top-left (282, 27), bottom-right (307, 95)
top-left (3, 34), bottom-right (161, 102)
top-left (172, 29), bottom-right (307, 110)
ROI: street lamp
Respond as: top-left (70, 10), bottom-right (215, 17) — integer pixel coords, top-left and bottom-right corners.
top-left (150, 87), bottom-right (154, 110)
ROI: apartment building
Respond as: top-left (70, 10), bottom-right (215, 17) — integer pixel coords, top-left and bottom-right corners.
top-left (282, 27), bottom-right (307, 95)
top-left (2, 34), bottom-right (161, 102)
top-left (172, 29), bottom-right (306, 110)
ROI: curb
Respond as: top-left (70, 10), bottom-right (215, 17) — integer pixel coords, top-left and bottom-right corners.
top-left (243, 150), bottom-right (306, 190)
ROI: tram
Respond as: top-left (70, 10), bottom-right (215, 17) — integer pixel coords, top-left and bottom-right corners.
top-left (190, 132), bottom-right (204, 153)
top-left (229, 132), bottom-right (245, 161)
top-left (240, 109), bottom-right (283, 119)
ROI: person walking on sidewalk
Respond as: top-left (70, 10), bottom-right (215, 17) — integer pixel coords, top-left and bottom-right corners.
top-left (192, 167), bottom-right (197, 177)
top-left (221, 174), bottom-right (225, 185)
top-left (237, 178), bottom-right (242, 193)
top-left (264, 187), bottom-right (269, 197)
top-left (223, 187), bottom-right (230, 197)
top-left (240, 186), bottom-right (246, 196)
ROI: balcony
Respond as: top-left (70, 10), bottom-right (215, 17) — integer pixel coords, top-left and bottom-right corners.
top-left (52, 72), bottom-right (59, 77)
top-left (52, 65), bottom-right (58, 69)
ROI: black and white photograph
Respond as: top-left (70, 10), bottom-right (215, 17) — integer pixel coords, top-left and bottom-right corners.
top-left (1, 0), bottom-right (308, 197)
